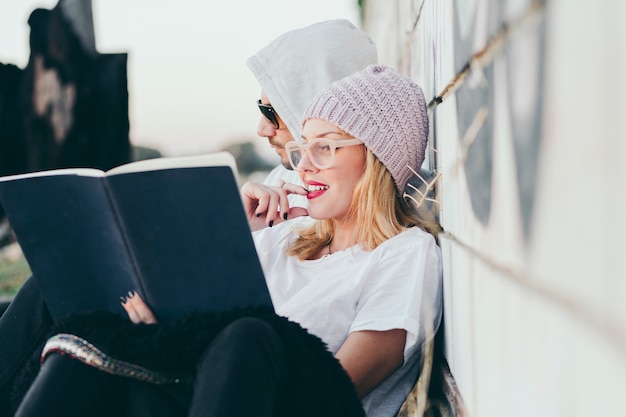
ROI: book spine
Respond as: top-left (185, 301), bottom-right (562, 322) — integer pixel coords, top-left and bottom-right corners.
top-left (102, 180), bottom-right (149, 299)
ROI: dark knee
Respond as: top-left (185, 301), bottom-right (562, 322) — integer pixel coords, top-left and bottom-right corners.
top-left (200, 317), bottom-right (284, 366)
top-left (219, 317), bottom-right (277, 343)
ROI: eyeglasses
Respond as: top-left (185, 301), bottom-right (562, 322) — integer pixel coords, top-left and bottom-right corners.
top-left (257, 100), bottom-right (280, 129)
top-left (285, 138), bottom-right (363, 170)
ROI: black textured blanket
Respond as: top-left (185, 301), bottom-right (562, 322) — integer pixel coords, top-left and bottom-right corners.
top-left (12, 307), bottom-right (365, 417)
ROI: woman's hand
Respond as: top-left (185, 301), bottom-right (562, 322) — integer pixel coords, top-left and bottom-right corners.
top-left (120, 291), bottom-right (158, 324)
top-left (240, 181), bottom-right (308, 231)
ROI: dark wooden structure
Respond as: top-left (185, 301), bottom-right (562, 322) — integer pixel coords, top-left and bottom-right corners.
top-left (0, 0), bottom-right (130, 229)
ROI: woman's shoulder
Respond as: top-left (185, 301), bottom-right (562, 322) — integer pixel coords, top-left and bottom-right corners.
top-left (381, 226), bottom-right (436, 249)
top-left (371, 227), bottom-right (439, 262)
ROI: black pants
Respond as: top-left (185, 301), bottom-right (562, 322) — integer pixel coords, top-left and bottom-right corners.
top-left (15, 317), bottom-right (288, 417)
top-left (0, 276), bottom-right (53, 416)
top-left (0, 299), bottom-right (10, 317)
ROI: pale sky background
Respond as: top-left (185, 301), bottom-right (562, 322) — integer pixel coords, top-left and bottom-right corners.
top-left (0, 0), bottom-right (361, 159)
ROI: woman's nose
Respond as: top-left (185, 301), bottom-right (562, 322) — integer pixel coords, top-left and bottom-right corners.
top-left (295, 149), bottom-right (317, 172)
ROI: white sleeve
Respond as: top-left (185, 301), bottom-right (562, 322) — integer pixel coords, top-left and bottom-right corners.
top-left (349, 231), bottom-right (442, 361)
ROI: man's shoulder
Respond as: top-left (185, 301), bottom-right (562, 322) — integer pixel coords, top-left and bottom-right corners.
top-left (263, 165), bottom-right (303, 186)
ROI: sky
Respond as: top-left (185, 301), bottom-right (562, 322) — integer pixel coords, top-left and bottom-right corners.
top-left (0, 0), bottom-right (361, 159)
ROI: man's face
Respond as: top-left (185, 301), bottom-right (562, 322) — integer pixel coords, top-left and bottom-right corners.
top-left (257, 91), bottom-right (295, 170)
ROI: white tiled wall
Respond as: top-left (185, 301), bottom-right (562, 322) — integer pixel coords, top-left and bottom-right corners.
top-left (363, 0), bottom-right (626, 416)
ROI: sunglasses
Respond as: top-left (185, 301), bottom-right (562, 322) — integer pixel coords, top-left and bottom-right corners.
top-left (285, 138), bottom-right (363, 170)
top-left (257, 100), bottom-right (280, 129)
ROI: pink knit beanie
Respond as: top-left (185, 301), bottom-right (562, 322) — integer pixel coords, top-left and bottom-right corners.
top-left (302, 65), bottom-right (429, 194)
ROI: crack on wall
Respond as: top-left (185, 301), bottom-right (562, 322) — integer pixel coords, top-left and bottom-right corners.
top-left (427, 0), bottom-right (546, 113)
top-left (440, 231), bottom-right (626, 355)
top-left (410, 0), bottom-right (428, 33)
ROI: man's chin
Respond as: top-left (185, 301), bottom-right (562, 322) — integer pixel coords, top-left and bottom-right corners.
top-left (280, 159), bottom-right (293, 170)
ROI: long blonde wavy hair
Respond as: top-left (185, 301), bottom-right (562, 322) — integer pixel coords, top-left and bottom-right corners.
top-left (287, 149), bottom-right (437, 261)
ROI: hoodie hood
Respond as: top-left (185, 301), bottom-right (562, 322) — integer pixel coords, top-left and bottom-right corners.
top-left (247, 19), bottom-right (377, 142)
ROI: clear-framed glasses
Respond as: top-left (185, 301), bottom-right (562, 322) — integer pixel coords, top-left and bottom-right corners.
top-left (285, 138), bottom-right (363, 170)
top-left (257, 100), bottom-right (280, 129)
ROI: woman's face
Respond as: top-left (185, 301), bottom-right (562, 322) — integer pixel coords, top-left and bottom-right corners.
top-left (298, 118), bottom-right (366, 222)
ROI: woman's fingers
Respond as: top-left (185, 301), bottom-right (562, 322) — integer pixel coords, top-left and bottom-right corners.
top-left (120, 292), bottom-right (142, 323)
top-left (241, 181), bottom-right (309, 230)
top-left (241, 182), bottom-right (288, 227)
top-left (121, 291), bottom-right (158, 324)
top-left (241, 182), bottom-right (276, 219)
top-left (282, 182), bottom-right (309, 196)
top-left (262, 186), bottom-right (282, 223)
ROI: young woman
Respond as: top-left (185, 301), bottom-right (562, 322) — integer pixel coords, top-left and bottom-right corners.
top-left (15, 65), bottom-right (442, 417)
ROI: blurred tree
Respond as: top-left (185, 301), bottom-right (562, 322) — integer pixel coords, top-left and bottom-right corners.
top-left (132, 145), bottom-right (162, 162)
top-left (221, 141), bottom-right (275, 177)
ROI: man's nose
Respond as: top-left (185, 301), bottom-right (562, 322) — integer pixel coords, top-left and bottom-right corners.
top-left (257, 117), bottom-right (276, 137)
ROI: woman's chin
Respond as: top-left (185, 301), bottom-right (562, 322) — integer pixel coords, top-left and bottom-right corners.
top-left (305, 206), bottom-right (326, 220)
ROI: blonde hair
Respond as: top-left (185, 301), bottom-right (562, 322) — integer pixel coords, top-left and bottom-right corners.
top-left (287, 150), bottom-right (438, 261)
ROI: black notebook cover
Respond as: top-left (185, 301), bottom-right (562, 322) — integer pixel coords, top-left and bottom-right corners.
top-left (0, 152), bottom-right (273, 321)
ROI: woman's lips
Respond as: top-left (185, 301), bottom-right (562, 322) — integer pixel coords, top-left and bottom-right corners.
top-left (306, 181), bottom-right (329, 199)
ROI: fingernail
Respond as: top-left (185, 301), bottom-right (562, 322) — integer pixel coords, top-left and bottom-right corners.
top-left (256, 213), bottom-right (262, 217)
top-left (283, 213), bottom-right (288, 220)
top-left (269, 220), bottom-right (274, 227)
top-left (120, 296), bottom-right (127, 304)
top-left (128, 290), bottom-right (135, 298)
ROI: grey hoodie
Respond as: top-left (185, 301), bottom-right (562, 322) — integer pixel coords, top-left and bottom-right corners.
top-left (247, 19), bottom-right (378, 142)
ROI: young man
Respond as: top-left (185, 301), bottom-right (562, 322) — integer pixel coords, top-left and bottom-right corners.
top-left (247, 19), bottom-right (378, 207)
top-left (0, 19), bottom-right (378, 415)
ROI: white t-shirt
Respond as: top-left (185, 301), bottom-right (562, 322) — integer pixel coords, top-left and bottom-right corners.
top-left (253, 218), bottom-right (442, 417)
